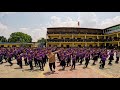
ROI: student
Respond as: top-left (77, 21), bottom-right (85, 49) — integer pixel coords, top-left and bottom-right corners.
top-left (92, 52), bottom-right (98, 65)
top-left (60, 54), bottom-right (66, 70)
top-left (23, 52), bottom-right (28, 66)
top-left (79, 51), bottom-right (85, 65)
top-left (76, 51), bottom-right (80, 63)
top-left (108, 50), bottom-right (114, 65)
top-left (7, 52), bottom-right (13, 66)
top-left (84, 51), bottom-right (90, 68)
top-left (17, 54), bottom-right (23, 68)
top-left (34, 52), bottom-right (38, 67)
top-left (37, 53), bottom-right (44, 71)
top-left (28, 53), bottom-right (33, 70)
top-left (47, 50), bottom-right (59, 73)
top-left (0, 51), bottom-right (3, 64)
top-left (99, 51), bottom-right (108, 69)
top-left (71, 53), bottom-right (76, 70)
top-left (42, 53), bottom-right (46, 67)
top-left (115, 50), bottom-right (120, 64)
top-left (66, 53), bottom-right (71, 67)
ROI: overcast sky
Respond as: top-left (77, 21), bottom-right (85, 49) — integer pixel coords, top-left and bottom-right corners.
top-left (0, 12), bottom-right (120, 42)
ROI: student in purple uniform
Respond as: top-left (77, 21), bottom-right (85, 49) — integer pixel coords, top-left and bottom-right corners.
top-left (3, 50), bottom-right (7, 62)
top-left (42, 53), bottom-right (46, 67)
top-left (28, 53), bottom-right (33, 70)
top-left (23, 51), bottom-right (28, 66)
top-left (92, 51), bottom-right (98, 65)
top-left (0, 51), bottom-right (3, 64)
top-left (66, 53), bottom-right (71, 67)
top-left (76, 51), bottom-right (80, 63)
top-left (34, 52), bottom-right (38, 67)
top-left (79, 51), bottom-right (85, 65)
top-left (71, 53), bottom-right (76, 70)
top-left (60, 54), bottom-right (66, 70)
top-left (108, 50), bottom-right (114, 65)
top-left (99, 51), bottom-right (108, 69)
top-left (17, 54), bottom-right (23, 68)
top-left (7, 51), bottom-right (13, 66)
top-left (37, 53), bottom-right (44, 71)
top-left (115, 50), bottom-right (120, 64)
top-left (84, 50), bottom-right (90, 68)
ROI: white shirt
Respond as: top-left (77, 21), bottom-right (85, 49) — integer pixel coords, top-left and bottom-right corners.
top-left (116, 51), bottom-right (120, 57)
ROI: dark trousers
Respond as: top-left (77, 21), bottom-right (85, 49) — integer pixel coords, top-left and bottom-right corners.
top-left (72, 61), bottom-right (75, 69)
top-left (0, 56), bottom-right (3, 63)
top-left (34, 59), bottom-right (38, 67)
top-left (108, 60), bottom-right (113, 64)
top-left (61, 60), bottom-right (66, 70)
top-left (43, 58), bottom-right (46, 67)
top-left (4, 57), bottom-right (7, 62)
top-left (49, 62), bottom-right (55, 71)
top-left (85, 58), bottom-right (90, 67)
top-left (38, 60), bottom-right (44, 70)
top-left (115, 57), bottom-right (119, 63)
top-left (8, 58), bottom-right (13, 65)
top-left (67, 58), bottom-right (71, 66)
top-left (80, 58), bottom-right (84, 64)
top-left (29, 61), bottom-right (33, 70)
top-left (18, 60), bottom-right (22, 68)
top-left (76, 56), bottom-right (79, 62)
top-left (99, 60), bottom-right (102, 63)
top-left (93, 60), bottom-right (96, 65)
top-left (24, 58), bottom-right (28, 65)
top-left (108, 56), bottom-right (113, 64)
top-left (100, 60), bottom-right (105, 68)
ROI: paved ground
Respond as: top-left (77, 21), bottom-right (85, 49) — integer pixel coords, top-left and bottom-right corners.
top-left (0, 55), bottom-right (120, 78)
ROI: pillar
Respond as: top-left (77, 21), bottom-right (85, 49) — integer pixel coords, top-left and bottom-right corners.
top-left (85, 43), bottom-right (87, 47)
top-left (104, 35), bottom-right (106, 39)
top-left (59, 35), bottom-right (61, 39)
top-left (117, 33), bottom-right (118, 37)
top-left (85, 35), bottom-right (86, 39)
top-left (104, 43), bottom-right (106, 48)
top-left (72, 34), bottom-right (74, 39)
top-left (118, 42), bottom-right (120, 47)
top-left (97, 43), bottom-right (99, 47)
top-left (72, 43), bottom-right (74, 47)
top-left (97, 35), bottom-right (99, 39)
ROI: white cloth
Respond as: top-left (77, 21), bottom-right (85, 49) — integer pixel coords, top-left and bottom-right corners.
top-left (116, 52), bottom-right (120, 57)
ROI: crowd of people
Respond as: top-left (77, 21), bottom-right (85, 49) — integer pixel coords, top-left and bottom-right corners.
top-left (0, 47), bottom-right (120, 73)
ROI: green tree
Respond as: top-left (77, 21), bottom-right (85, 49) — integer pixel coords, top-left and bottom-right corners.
top-left (0, 36), bottom-right (7, 42)
top-left (8, 32), bottom-right (32, 43)
top-left (37, 38), bottom-right (46, 47)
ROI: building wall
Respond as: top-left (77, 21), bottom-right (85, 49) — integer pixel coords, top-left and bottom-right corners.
top-left (47, 27), bottom-right (120, 48)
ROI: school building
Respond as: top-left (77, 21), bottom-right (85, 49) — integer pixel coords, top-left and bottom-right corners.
top-left (46, 24), bottom-right (120, 48)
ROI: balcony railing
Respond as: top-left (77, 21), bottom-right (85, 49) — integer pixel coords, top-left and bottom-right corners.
top-left (47, 32), bottom-right (103, 35)
top-left (47, 38), bottom-right (120, 42)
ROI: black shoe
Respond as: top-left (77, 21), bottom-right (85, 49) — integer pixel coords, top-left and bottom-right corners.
top-left (10, 63), bottom-right (13, 66)
top-left (115, 62), bottom-right (118, 64)
top-left (92, 63), bottom-right (96, 65)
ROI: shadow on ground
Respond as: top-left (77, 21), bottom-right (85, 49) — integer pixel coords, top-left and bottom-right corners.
top-left (43, 71), bottom-right (58, 76)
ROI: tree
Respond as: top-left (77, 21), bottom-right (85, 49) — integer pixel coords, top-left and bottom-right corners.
top-left (37, 38), bottom-right (46, 47)
top-left (8, 32), bottom-right (32, 43)
top-left (0, 36), bottom-right (7, 42)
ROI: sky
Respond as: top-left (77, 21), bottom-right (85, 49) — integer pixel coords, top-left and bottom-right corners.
top-left (0, 12), bottom-right (120, 42)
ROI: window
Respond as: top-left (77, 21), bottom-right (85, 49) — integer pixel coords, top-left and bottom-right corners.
top-left (12, 45), bottom-right (16, 47)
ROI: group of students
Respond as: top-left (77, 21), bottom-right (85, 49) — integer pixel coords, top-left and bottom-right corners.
top-left (56, 47), bottom-right (120, 70)
top-left (0, 47), bottom-right (120, 72)
top-left (0, 47), bottom-right (57, 71)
